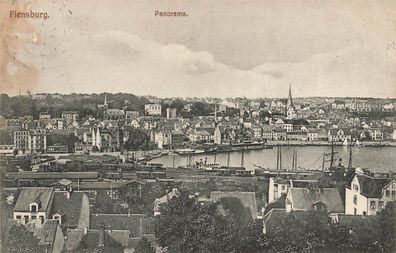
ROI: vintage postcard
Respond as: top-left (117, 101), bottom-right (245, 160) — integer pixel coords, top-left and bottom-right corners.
top-left (0, 0), bottom-right (395, 252)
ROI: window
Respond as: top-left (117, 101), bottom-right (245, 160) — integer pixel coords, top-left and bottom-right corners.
top-left (392, 191), bottom-right (396, 198)
top-left (281, 185), bottom-right (286, 191)
top-left (386, 190), bottom-right (390, 197)
top-left (370, 201), bottom-right (376, 210)
top-left (379, 201), bottom-right (384, 210)
top-left (31, 204), bottom-right (37, 213)
top-left (353, 184), bottom-right (359, 191)
top-left (31, 215), bottom-right (37, 219)
top-left (16, 215), bottom-right (21, 220)
top-left (353, 195), bottom-right (357, 205)
top-left (39, 216), bottom-right (44, 224)
top-left (24, 216), bottom-right (29, 224)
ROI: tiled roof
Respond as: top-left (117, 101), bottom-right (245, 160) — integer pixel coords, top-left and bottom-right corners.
top-left (52, 191), bottom-right (86, 228)
top-left (210, 191), bottom-right (258, 219)
top-left (14, 187), bottom-right (53, 212)
top-left (289, 188), bottom-right (344, 213)
top-left (90, 214), bottom-right (155, 237)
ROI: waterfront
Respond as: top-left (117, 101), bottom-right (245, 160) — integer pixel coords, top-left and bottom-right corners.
top-left (152, 146), bottom-right (396, 173)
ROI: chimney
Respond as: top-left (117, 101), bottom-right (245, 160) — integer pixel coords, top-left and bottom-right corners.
top-left (98, 225), bottom-right (105, 247)
top-left (66, 186), bottom-right (72, 199)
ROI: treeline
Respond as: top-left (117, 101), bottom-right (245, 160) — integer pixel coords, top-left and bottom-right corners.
top-left (0, 93), bottom-right (238, 119)
top-left (0, 93), bottom-right (150, 119)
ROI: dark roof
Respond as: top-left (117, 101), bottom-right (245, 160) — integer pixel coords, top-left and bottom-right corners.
top-left (52, 191), bottom-right (86, 228)
top-left (90, 214), bottom-right (155, 237)
top-left (64, 229), bottom-right (85, 251)
top-left (14, 187), bottom-right (53, 212)
top-left (288, 188), bottom-right (344, 213)
top-left (263, 208), bottom-right (286, 234)
top-left (356, 174), bottom-right (391, 198)
top-left (35, 220), bottom-right (59, 246)
top-left (264, 195), bottom-right (286, 215)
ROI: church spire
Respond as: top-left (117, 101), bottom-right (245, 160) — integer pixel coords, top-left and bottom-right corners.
top-left (287, 83), bottom-right (293, 106)
top-left (285, 83), bottom-right (297, 118)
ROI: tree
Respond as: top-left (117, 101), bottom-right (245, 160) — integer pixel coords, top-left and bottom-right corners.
top-left (155, 192), bottom-right (268, 253)
top-left (191, 102), bottom-right (211, 116)
top-left (135, 237), bottom-right (155, 253)
top-left (5, 224), bottom-right (44, 253)
top-left (378, 202), bottom-right (395, 253)
top-left (268, 211), bottom-right (330, 253)
top-left (124, 128), bottom-right (150, 151)
top-left (155, 191), bottom-right (218, 253)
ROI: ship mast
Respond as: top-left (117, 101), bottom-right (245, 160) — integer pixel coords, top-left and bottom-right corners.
top-left (329, 139), bottom-right (334, 168)
top-left (347, 144), bottom-right (353, 168)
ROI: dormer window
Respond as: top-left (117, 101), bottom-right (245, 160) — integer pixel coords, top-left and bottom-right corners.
top-left (30, 202), bottom-right (38, 213)
top-left (52, 213), bottom-right (62, 225)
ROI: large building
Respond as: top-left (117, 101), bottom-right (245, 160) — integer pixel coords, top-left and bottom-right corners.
top-left (14, 129), bottom-right (47, 154)
top-left (145, 104), bottom-right (162, 116)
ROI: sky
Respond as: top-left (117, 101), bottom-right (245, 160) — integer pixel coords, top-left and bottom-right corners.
top-left (1, 0), bottom-right (396, 98)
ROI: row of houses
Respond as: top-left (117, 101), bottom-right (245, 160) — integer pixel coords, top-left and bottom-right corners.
top-left (263, 168), bottom-right (396, 234)
top-left (4, 185), bottom-right (155, 253)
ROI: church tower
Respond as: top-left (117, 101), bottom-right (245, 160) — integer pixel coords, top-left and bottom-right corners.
top-left (285, 83), bottom-right (297, 118)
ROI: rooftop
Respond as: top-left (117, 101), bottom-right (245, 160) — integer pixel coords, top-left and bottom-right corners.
top-left (14, 187), bottom-right (53, 212)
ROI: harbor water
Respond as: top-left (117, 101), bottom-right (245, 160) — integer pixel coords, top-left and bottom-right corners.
top-left (152, 146), bottom-right (396, 173)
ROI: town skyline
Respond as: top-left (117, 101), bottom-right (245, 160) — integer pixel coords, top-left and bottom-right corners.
top-left (1, 1), bottom-right (396, 98)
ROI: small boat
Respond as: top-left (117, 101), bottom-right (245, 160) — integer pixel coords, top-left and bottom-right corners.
top-left (175, 149), bottom-right (205, 155)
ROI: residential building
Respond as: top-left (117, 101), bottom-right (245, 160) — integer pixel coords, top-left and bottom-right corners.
top-left (14, 129), bottom-right (47, 154)
top-left (13, 187), bottom-right (90, 231)
top-left (39, 112), bottom-right (51, 120)
top-left (328, 128), bottom-right (352, 142)
top-left (268, 178), bottom-right (290, 204)
top-left (285, 187), bottom-right (344, 220)
top-left (125, 110), bottom-right (140, 119)
top-left (345, 169), bottom-right (395, 215)
top-left (61, 111), bottom-right (79, 123)
top-left (145, 104), bottom-right (162, 116)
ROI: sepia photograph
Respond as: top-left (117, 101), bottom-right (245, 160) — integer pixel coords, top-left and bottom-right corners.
top-left (0, 0), bottom-right (395, 252)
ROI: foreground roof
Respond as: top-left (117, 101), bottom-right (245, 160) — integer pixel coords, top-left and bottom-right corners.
top-left (14, 187), bottom-right (53, 212)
